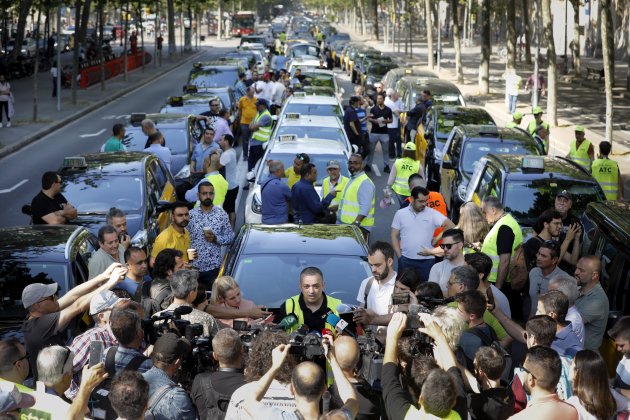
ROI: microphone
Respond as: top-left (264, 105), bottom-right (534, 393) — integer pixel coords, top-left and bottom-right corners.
top-left (336, 303), bottom-right (355, 314)
top-left (326, 312), bottom-right (355, 337)
top-left (322, 328), bottom-right (333, 337)
top-left (277, 315), bottom-right (298, 331)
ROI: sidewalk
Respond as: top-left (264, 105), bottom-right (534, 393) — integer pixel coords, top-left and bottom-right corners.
top-left (0, 46), bottom-right (204, 159)
top-left (337, 24), bottom-right (630, 197)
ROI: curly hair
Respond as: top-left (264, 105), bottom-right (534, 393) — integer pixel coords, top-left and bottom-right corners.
top-left (244, 330), bottom-right (295, 384)
top-left (432, 306), bottom-right (467, 351)
top-left (457, 201), bottom-right (488, 245)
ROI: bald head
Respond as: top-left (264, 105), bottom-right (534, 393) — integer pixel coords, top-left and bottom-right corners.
top-left (334, 337), bottom-right (360, 370)
top-left (291, 361), bottom-right (326, 402)
top-left (575, 255), bottom-right (601, 289)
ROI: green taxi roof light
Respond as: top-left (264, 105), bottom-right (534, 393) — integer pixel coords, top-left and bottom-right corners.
top-left (479, 125), bottom-right (499, 135)
top-left (522, 156), bottom-right (544, 170)
top-left (184, 85), bottom-right (198, 93)
top-left (293, 92), bottom-right (307, 98)
top-left (169, 96), bottom-right (184, 106)
top-left (285, 113), bottom-right (301, 120)
top-left (63, 156), bottom-right (87, 169)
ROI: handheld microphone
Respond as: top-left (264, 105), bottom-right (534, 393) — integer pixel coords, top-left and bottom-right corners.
top-left (321, 328), bottom-right (333, 337)
top-left (336, 303), bottom-right (355, 314)
top-left (326, 312), bottom-right (355, 337)
top-left (277, 315), bottom-right (298, 331)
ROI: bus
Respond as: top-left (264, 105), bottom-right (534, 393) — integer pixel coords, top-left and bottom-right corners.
top-left (232, 11), bottom-right (255, 37)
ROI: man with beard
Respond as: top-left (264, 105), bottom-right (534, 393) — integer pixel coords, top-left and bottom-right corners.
top-left (428, 228), bottom-right (466, 295)
top-left (150, 202), bottom-right (194, 268)
top-left (554, 191), bottom-right (582, 273)
top-left (574, 255), bottom-right (609, 351)
top-left (118, 247), bottom-right (151, 300)
top-left (106, 207), bottom-right (131, 250)
top-left (188, 182), bottom-right (234, 287)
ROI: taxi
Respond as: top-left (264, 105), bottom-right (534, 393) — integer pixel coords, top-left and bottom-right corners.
top-left (287, 56), bottom-right (323, 75)
top-left (160, 93), bottom-right (226, 116)
top-left (421, 106), bottom-right (496, 190)
top-left (440, 125), bottom-right (544, 220)
top-left (122, 112), bottom-right (197, 181)
top-left (279, 92), bottom-right (343, 120)
top-left (347, 46), bottom-right (378, 79)
top-left (186, 61), bottom-right (243, 90)
top-left (464, 154), bottom-right (605, 230)
top-left (360, 60), bottom-right (399, 90)
top-left (175, 85), bottom-right (236, 114)
top-left (56, 153), bottom-right (177, 247)
top-left (219, 224), bottom-right (371, 308)
top-left (244, 138), bottom-right (351, 223)
top-left (286, 41), bottom-right (321, 59)
top-left (381, 67), bottom-right (438, 91)
top-left (352, 52), bottom-right (392, 84)
top-left (269, 113), bottom-right (351, 152)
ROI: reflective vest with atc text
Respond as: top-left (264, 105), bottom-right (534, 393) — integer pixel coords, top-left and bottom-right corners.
top-left (480, 213), bottom-right (523, 283)
top-left (338, 173), bottom-right (375, 227)
top-left (592, 157), bottom-right (619, 200)
top-left (392, 157), bottom-right (420, 196)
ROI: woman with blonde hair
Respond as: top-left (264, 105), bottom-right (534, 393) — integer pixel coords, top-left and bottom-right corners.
top-left (211, 275), bottom-right (258, 327)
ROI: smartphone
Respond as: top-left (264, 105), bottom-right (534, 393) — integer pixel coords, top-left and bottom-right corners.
top-left (89, 340), bottom-right (104, 367)
top-left (391, 293), bottom-right (410, 306)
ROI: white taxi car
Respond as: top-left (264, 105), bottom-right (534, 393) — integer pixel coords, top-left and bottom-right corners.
top-left (279, 92), bottom-right (343, 120)
top-left (269, 113), bottom-right (351, 152)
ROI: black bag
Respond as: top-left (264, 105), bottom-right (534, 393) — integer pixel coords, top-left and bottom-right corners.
top-left (194, 372), bottom-right (233, 420)
top-left (467, 327), bottom-right (513, 382)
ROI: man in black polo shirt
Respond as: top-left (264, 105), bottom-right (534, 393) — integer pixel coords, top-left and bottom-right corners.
top-left (367, 92), bottom-right (393, 173)
top-left (30, 171), bottom-right (77, 225)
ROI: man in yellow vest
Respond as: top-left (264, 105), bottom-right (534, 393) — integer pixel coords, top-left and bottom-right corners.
top-left (274, 267), bottom-right (342, 334)
top-left (184, 152), bottom-right (228, 207)
top-left (567, 125), bottom-right (595, 172)
top-left (322, 159), bottom-right (349, 219)
top-left (506, 111), bottom-right (523, 128)
top-left (480, 196), bottom-right (524, 319)
top-left (387, 142), bottom-right (424, 207)
top-left (527, 106), bottom-right (550, 136)
top-left (248, 98), bottom-right (273, 171)
top-left (592, 141), bottom-right (624, 200)
top-left (336, 153), bottom-right (375, 240)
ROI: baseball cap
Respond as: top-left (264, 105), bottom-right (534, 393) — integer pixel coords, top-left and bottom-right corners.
top-left (532, 106), bottom-right (543, 115)
top-left (575, 125), bottom-right (585, 132)
top-left (255, 98), bottom-right (269, 107)
top-left (90, 291), bottom-right (129, 315)
top-left (404, 142), bottom-right (417, 151)
top-left (0, 382), bottom-right (36, 413)
top-left (557, 190), bottom-right (572, 200)
top-left (22, 283), bottom-right (58, 309)
top-left (152, 332), bottom-right (191, 363)
top-left (513, 111), bottom-right (523, 120)
top-left (326, 160), bottom-right (341, 169)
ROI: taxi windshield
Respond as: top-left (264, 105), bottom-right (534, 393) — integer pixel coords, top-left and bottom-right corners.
top-left (276, 126), bottom-right (345, 142)
top-left (461, 140), bottom-right (539, 175)
top-left (298, 74), bottom-right (336, 89)
top-left (124, 127), bottom-right (189, 155)
top-left (233, 254), bottom-right (371, 307)
top-left (504, 180), bottom-right (604, 227)
top-left (367, 62), bottom-right (398, 77)
top-left (188, 68), bottom-right (239, 88)
top-left (257, 153), bottom-right (350, 186)
top-left (62, 176), bottom-right (144, 213)
top-left (283, 103), bottom-right (342, 118)
top-left (437, 113), bottom-right (494, 137)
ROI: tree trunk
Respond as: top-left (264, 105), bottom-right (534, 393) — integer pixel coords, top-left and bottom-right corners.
top-left (32, 7), bottom-right (41, 121)
top-left (13, 0), bottom-right (34, 60)
top-left (78, 0), bottom-right (92, 46)
top-left (167, 0), bottom-right (176, 56)
top-left (522, 0), bottom-right (532, 64)
top-left (71, 0), bottom-right (81, 105)
top-left (507, 0), bottom-right (516, 70)
top-left (372, 0), bottom-right (379, 40)
top-left (479, 0), bottom-right (490, 93)
top-left (358, 0), bottom-right (366, 35)
top-left (542, 0), bottom-right (557, 126)
top-left (139, 5), bottom-right (145, 71)
top-left (570, 0), bottom-right (581, 75)
top-left (425, 0), bottom-right (434, 69)
top-left (123, 4), bottom-right (129, 80)
top-left (601, 0), bottom-right (614, 142)
top-left (451, 0), bottom-right (463, 82)
top-left (98, 0), bottom-right (105, 90)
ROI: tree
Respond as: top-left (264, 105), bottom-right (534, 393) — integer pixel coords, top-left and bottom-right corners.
top-left (600, 0), bottom-right (614, 142)
top-left (479, 0), bottom-right (490, 94)
top-left (522, 0), bottom-right (532, 64)
top-left (506, 0), bottom-right (516, 70)
top-left (425, 0), bottom-right (434, 69)
top-left (13, 0), bottom-right (34, 60)
top-left (372, 0), bottom-right (379, 40)
top-left (167, 0), bottom-right (176, 56)
top-left (541, 0), bottom-right (557, 125)
top-left (451, 0), bottom-right (463, 82)
top-left (569, 0), bottom-right (581, 75)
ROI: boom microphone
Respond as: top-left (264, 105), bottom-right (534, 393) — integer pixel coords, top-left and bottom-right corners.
top-left (326, 312), bottom-right (355, 337)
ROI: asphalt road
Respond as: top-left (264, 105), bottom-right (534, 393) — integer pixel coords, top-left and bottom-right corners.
top-left (0, 37), bottom-right (397, 245)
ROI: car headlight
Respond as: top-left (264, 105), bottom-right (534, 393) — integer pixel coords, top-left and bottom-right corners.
top-left (175, 165), bottom-right (190, 179)
top-left (457, 183), bottom-right (468, 202)
top-left (252, 193), bottom-right (262, 214)
top-left (131, 229), bottom-right (148, 248)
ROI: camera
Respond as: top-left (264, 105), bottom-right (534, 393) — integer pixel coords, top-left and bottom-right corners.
top-left (234, 322), bottom-right (284, 352)
top-left (402, 329), bottom-right (434, 356)
top-left (288, 330), bottom-right (325, 359)
top-left (391, 293), bottom-right (410, 306)
top-left (356, 328), bottom-right (384, 390)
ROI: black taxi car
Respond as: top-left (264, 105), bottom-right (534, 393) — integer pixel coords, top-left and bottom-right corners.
top-left (0, 225), bottom-right (98, 336)
top-left (440, 125), bottom-right (544, 220)
top-left (421, 106), bottom-right (496, 190)
top-left (381, 67), bottom-right (438, 92)
top-left (185, 61), bottom-right (243, 91)
top-left (219, 224), bottom-right (371, 308)
top-left (57, 153), bottom-right (176, 248)
top-left (160, 93), bottom-right (226, 116)
top-left (464, 154), bottom-right (605, 231)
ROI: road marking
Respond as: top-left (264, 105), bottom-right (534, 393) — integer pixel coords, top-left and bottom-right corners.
top-left (372, 164), bottom-right (381, 177)
top-left (79, 129), bottom-right (106, 138)
top-left (116, 115), bottom-right (127, 119)
top-left (0, 179), bottom-right (28, 194)
top-left (102, 115), bottom-right (117, 120)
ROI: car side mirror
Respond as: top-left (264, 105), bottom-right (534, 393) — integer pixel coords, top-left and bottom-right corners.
top-left (156, 200), bottom-right (172, 214)
top-left (441, 160), bottom-right (455, 170)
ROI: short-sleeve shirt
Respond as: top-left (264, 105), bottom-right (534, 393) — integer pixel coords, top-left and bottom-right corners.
top-left (144, 144), bottom-right (172, 172)
top-left (428, 259), bottom-right (464, 294)
top-left (391, 206), bottom-right (446, 260)
top-left (575, 283), bottom-right (609, 351)
top-left (150, 225), bottom-right (191, 262)
top-left (220, 148), bottom-right (238, 189)
top-left (238, 96), bottom-right (258, 125)
top-left (343, 106), bottom-right (359, 136)
top-left (191, 141), bottom-right (220, 172)
top-left (614, 356), bottom-right (630, 390)
top-left (356, 273), bottom-right (397, 315)
top-left (31, 191), bottom-right (68, 225)
top-left (22, 312), bottom-right (66, 379)
top-left (369, 105), bottom-right (393, 134)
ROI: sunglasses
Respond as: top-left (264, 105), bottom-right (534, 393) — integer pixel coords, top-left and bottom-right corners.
top-left (440, 242), bottom-right (461, 250)
top-left (60, 346), bottom-right (71, 375)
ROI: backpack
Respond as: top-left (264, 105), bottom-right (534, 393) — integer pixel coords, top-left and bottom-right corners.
top-left (508, 243), bottom-right (528, 291)
top-left (90, 346), bottom-right (150, 420)
top-left (467, 327), bottom-right (512, 382)
top-left (194, 372), bottom-right (234, 420)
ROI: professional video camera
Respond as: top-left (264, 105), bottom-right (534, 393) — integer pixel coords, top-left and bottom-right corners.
top-left (288, 326), bottom-right (325, 359)
top-left (356, 328), bottom-right (384, 390)
top-left (233, 315), bottom-right (299, 351)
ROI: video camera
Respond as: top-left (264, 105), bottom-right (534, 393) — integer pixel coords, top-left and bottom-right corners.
top-left (356, 328), bottom-right (384, 390)
top-left (288, 326), bottom-right (325, 359)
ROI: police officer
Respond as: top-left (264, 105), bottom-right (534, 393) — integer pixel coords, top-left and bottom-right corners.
top-left (336, 154), bottom-right (376, 241)
top-left (387, 142), bottom-right (424, 207)
top-left (248, 98), bottom-right (272, 171)
top-left (567, 125), bottom-right (595, 172)
top-left (274, 267), bottom-right (341, 334)
top-left (592, 141), bottom-right (624, 200)
top-left (506, 111), bottom-right (523, 128)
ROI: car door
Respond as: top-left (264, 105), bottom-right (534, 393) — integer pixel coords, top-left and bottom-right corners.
top-left (440, 130), bottom-right (462, 205)
top-left (149, 158), bottom-right (176, 233)
top-left (470, 163), bottom-right (497, 206)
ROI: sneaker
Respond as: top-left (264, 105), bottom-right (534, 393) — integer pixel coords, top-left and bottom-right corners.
top-left (384, 165), bottom-right (391, 173)
top-left (6, 122), bottom-right (10, 127)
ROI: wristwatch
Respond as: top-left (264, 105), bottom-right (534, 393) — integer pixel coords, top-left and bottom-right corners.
top-left (353, 220), bottom-right (361, 226)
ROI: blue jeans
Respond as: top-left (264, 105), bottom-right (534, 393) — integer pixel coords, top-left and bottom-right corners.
top-left (367, 132), bottom-right (390, 168)
top-left (399, 256), bottom-right (435, 283)
top-left (508, 94), bottom-right (518, 114)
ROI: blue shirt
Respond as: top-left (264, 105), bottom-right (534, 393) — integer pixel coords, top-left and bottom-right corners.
top-left (261, 174), bottom-right (292, 224)
top-left (552, 323), bottom-right (584, 357)
top-left (190, 141), bottom-right (220, 172)
top-left (143, 367), bottom-right (197, 420)
top-left (118, 275), bottom-right (152, 297)
top-left (104, 345), bottom-right (152, 375)
top-left (355, 106), bottom-right (368, 134)
top-left (291, 178), bottom-right (334, 224)
top-left (234, 80), bottom-right (248, 102)
top-left (144, 144), bottom-right (173, 172)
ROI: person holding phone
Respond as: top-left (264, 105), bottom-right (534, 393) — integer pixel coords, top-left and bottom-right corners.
top-left (210, 276), bottom-right (259, 328)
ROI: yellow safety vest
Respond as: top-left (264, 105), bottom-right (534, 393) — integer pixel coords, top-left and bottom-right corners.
top-left (206, 172), bottom-right (228, 206)
top-left (251, 110), bottom-right (272, 142)
top-left (323, 175), bottom-right (349, 206)
top-left (506, 121), bottom-right (518, 128)
top-left (480, 213), bottom-right (523, 283)
top-left (528, 120), bottom-right (550, 152)
top-left (592, 157), bottom-right (619, 200)
top-left (280, 33), bottom-right (286, 42)
top-left (283, 294), bottom-right (342, 334)
top-left (316, 32), bottom-right (324, 42)
top-left (569, 139), bottom-right (592, 172)
top-left (338, 173), bottom-right (375, 227)
top-left (392, 157), bottom-right (420, 196)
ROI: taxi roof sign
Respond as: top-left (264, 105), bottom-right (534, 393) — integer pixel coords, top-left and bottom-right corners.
top-left (478, 125), bottom-right (499, 135)
top-left (405, 69), bottom-right (413, 74)
top-left (293, 92), bottom-right (307, 98)
top-left (442, 106), bottom-right (459, 114)
top-left (522, 156), bottom-right (545, 170)
top-left (62, 156), bottom-right (87, 169)
top-left (130, 113), bottom-right (146, 124)
top-left (278, 134), bottom-right (298, 142)
top-left (285, 113), bottom-right (301, 120)
top-left (184, 85), bottom-right (198, 94)
top-left (168, 96), bottom-right (184, 106)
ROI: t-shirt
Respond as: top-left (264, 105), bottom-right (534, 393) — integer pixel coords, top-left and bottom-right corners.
top-left (22, 312), bottom-right (66, 379)
top-left (31, 191), bottom-right (68, 225)
top-left (428, 259), bottom-right (464, 295)
top-left (614, 356), bottom-right (630, 390)
top-left (101, 137), bottom-right (127, 152)
top-left (496, 225), bottom-right (516, 254)
top-left (384, 97), bottom-right (404, 129)
top-left (254, 81), bottom-right (273, 102)
top-left (459, 324), bottom-right (496, 371)
top-left (220, 148), bottom-right (238, 189)
top-left (391, 206), bottom-right (446, 260)
top-left (343, 106), bottom-right (359, 137)
top-left (225, 379), bottom-right (296, 420)
top-left (238, 96), bottom-right (258, 125)
top-left (356, 274), bottom-right (397, 315)
top-left (369, 105), bottom-right (393, 134)
top-left (329, 379), bottom-right (382, 419)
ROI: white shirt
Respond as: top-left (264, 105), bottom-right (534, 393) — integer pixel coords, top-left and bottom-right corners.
top-left (271, 81), bottom-right (286, 105)
top-left (356, 272), bottom-right (397, 315)
top-left (392, 206), bottom-right (446, 260)
top-left (255, 80), bottom-right (273, 102)
top-left (219, 148), bottom-right (238, 189)
top-left (225, 379), bottom-right (296, 420)
top-left (50, 66), bottom-right (58, 78)
top-left (144, 144), bottom-right (172, 172)
top-left (490, 284), bottom-right (511, 318)
top-left (567, 305), bottom-right (585, 345)
top-left (428, 259), bottom-right (464, 295)
top-left (384, 97), bottom-right (404, 128)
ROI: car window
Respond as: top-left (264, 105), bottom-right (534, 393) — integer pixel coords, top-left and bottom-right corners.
top-left (257, 153), bottom-right (350, 186)
top-left (233, 254), bottom-right (371, 307)
top-left (447, 132), bottom-right (462, 164)
top-left (149, 159), bottom-right (167, 191)
top-left (475, 165), bottom-right (496, 200)
top-left (62, 175), bottom-right (144, 213)
top-left (284, 103), bottom-right (342, 118)
top-left (188, 68), bottom-right (239, 88)
top-left (460, 140), bottom-right (539, 175)
top-left (608, 254), bottom-right (630, 313)
top-left (276, 126), bottom-right (345, 142)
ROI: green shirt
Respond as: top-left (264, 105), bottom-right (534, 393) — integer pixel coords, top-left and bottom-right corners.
top-left (102, 136), bottom-right (126, 152)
